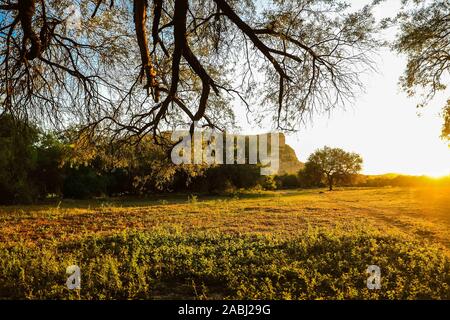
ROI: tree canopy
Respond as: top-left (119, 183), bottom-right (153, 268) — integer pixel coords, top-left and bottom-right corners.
top-left (0, 0), bottom-right (378, 138)
top-left (305, 146), bottom-right (363, 190)
top-left (389, 0), bottom-right (450, 141)
top-left (442, 100), bottom-right (450, 141)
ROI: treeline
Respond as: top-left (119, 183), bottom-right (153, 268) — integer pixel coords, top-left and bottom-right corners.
top-left (355, 174), bottom-right (450, 188)
top-left (0, 115), bottom-right (276, 204)
top-left (1, 115), bottom-right (448, 204)
top-left (273, 173), bottom-right (450, 190)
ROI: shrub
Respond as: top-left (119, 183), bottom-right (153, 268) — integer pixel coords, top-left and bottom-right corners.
top-left (63, 167), bottom-right (108, 199)
top-left (260, 176), bottom-right (277, 190)
top-left (1, 231), bottom-right (449, 299)
top-left (275, 174), bottom-right (299, 189)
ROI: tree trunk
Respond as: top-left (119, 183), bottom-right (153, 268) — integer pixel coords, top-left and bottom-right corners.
top-left (328, 176), bottom-right (333, 191)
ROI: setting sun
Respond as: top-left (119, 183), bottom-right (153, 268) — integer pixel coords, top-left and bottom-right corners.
top-left (281, 46), bottom-right (450, 178)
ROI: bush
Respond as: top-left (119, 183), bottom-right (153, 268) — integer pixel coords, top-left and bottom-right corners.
top-left (63, 167), bottom-right (108, 199)
top-left (260, 176), bottom-right (277, 190)
top-left (275, 174), bottom-right (299, 189)
top-left (191, 165), bottom-right (261, 194)
top-left (1, 231), bottom-right (449, 299)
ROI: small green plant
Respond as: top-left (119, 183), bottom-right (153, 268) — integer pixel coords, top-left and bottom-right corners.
top-left (187, 195), bottom-right (198, 204)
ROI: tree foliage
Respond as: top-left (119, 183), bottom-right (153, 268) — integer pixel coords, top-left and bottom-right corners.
top-left (0, 116), bottom-right (265, 202)
top-left (1, 0), bottom-right (378, 136)
top-left (304, 146), bottom-right (362, 190)
top-left (0, 114), bottom-right (39, 203)
top-left (442, 100), bottom-right (449, 142)
top-left (389, 0), bottom-right (450, 140)
top-left (297, 160), bottom-right (324, 188)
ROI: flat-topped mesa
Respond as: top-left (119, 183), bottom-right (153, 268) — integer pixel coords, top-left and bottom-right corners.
top-left (243, 133), bottom-right (303, 175)
top-left (278, 140), bottom-right (304, 175)
top-left (169, 131), bottom-right (304, 175)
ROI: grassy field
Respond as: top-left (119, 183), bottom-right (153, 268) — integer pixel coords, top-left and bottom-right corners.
top-left (1, 187), bottom-right (450, 299)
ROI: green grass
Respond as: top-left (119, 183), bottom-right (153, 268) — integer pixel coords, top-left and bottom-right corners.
top-left (1, 187), bottom-right (449, 299)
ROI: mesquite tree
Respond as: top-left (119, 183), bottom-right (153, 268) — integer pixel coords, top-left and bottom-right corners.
top-left (306, 146), bottom-right (363, 191)
top-left (386, 0), bottom-right (450, 141)
top-left (0, 0), bottom-right (378, 139)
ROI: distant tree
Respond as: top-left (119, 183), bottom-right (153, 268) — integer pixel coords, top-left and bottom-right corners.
top-left (305, 146), bottom-right (363, 191)
top-left (388, 0), bottom-right (450, 141)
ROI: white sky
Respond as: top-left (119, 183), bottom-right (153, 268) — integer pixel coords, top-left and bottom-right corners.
top-left (235, 0), bottom-right (450, 177)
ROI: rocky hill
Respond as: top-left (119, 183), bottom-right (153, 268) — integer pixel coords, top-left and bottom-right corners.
top-left (276, 133), bottom-right (304, 175)
top-left (241, 133), bottom-right (304, 175)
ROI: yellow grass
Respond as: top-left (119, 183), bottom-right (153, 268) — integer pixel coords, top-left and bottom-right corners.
top-left (1, 187), bottom-right (450, 299)
top-left (1, 187), bottom-right (449, 252)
